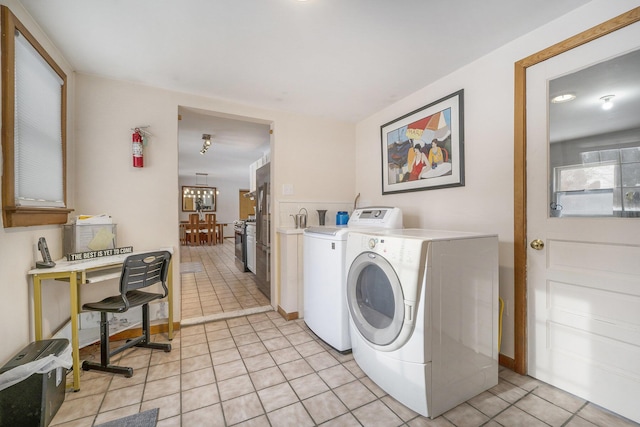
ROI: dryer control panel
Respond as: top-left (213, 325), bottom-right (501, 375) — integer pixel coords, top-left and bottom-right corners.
top-left (348, 206), bottom-right (403, 228)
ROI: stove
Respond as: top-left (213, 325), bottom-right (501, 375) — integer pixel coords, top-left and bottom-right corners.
top-left (233, 220), bottom-right (246, 234)
top-left (234, 220), bottom-right (249, 272)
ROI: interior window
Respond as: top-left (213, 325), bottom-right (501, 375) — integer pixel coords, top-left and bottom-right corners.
top-left (552, 148), bottom-right (640, 217)
top-left (1, 6), bottom-right (71, 227)
top-left (548, 49), bottom-right (640, 219)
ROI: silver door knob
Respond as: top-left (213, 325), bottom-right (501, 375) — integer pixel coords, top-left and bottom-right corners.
top-left (530, 239), bottom-right (544, 250)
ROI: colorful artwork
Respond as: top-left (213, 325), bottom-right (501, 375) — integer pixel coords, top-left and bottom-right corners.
top-left (381, 90), bottom-right (464, 194)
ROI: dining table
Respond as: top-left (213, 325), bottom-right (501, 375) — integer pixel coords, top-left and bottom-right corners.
top-left (179, 220), bottom-right (226, 245)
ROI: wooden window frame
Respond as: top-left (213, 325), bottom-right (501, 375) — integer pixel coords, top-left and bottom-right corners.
top-left (1, 6), bottom-right (72, 227)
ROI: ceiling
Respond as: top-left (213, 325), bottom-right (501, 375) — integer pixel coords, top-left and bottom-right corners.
top-left (18, 0), bottom-right (594, 182)
top-left (177, 108), bottom-right (270, 182)
top-left (549, 48), bottom-right (640, 143)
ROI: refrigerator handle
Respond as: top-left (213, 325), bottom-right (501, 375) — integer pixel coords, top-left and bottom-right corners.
top-left (266, 247), bottom-right (270, 277)
top-left (266, 191), bottom-right (270, 246)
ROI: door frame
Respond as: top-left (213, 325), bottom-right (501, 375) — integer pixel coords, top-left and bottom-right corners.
top-left (512, 7), bottom-right (640, 375)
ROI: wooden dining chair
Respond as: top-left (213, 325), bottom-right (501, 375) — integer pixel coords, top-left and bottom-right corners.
top-left (217, 223), bottom-right (224, 244)
top-left (186, 213), bottom-right (200, 245)
top-left (179, 223), bottom-right (187, 245)
top-left (204, 213), bottom-right (217, 245)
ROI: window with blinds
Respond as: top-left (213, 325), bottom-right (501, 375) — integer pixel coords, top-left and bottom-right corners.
top-left (14, 30), bottom-right (65, 207)
top-left (2, 6), bottom-right (70, 227)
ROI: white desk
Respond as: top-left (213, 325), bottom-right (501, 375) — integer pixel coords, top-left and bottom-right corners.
top-left (28, 248), bottom-right (174, 391)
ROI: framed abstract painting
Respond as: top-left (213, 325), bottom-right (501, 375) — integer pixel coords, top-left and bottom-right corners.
top-left (381, 89), bottom-right (464, 194)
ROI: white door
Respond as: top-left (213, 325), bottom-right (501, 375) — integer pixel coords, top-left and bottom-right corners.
top-left (526, 23), bottom-right (640, 422)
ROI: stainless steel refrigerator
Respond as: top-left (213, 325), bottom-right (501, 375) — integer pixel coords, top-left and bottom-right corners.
top-left (255, 163), bottom-right (270, 299)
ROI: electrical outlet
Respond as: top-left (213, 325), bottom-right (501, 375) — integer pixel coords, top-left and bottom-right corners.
top-left (153, 301), bottom-right (169, 320)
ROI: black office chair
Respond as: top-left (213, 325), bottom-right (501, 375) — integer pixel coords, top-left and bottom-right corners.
top-left (81, 251), bottom-right (172, 377)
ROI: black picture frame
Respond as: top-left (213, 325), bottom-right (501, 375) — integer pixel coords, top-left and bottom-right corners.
top-left (381, 89), bottom-right (464, 194)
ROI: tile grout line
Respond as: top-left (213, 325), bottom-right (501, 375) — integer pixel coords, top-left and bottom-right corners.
top-left (474, 386), bottom-right (539, 427)
top-left (210, 314), bottom-right (416, 426)
top-left (561, 401), bottom-right (590, 427)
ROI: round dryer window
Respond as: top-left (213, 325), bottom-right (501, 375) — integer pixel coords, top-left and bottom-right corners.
top-left (347, 252), bottom-right (404, 346)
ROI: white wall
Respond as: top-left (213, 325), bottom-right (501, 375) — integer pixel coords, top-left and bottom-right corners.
top-left (0, 0), bottom-right (76, 364)
top-left (0, 35), bottom-right (354, 365)
top-left (73, 73), bottom-right (356, 316)
top-left (355, 0), bottom-right (639, 359)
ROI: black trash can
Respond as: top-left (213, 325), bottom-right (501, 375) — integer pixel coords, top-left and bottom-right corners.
top-left (0, 339), bottom-right (69, 427)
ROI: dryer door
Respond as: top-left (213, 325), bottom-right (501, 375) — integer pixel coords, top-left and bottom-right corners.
top-left (347, 251), bottom-right (404, 347)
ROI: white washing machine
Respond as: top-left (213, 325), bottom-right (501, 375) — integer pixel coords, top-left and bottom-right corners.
top-left (346, 229), bottom-right (499, 418)
top-left (303, 207), bottom-right (402, 352)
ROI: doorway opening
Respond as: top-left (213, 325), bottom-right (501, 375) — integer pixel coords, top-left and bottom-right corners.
top-left (177, 106), bottom-right (272, 324)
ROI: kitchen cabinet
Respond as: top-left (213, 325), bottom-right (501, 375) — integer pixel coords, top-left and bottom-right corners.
top-left (276, 228), bottom-right (304, 319)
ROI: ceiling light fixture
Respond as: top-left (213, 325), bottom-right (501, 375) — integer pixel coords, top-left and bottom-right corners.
top-left (551, 93), bottom-right (576, 103)
top-left (600, 95), bottom-right (615, 110)
top-left (200, 134), bottom-right (212, 154)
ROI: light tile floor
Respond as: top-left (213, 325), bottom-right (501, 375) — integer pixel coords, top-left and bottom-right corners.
top-left (49, 241), bottom-right (640, 427)
top-left (180, 240), bottom-right (271, 322)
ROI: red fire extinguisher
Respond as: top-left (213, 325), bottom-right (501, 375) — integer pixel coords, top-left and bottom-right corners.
top-left (132, 130), bottom-right (143, 168)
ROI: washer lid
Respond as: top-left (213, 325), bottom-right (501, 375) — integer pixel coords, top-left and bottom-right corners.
top-left (304, 226), bottom-right (346, 236)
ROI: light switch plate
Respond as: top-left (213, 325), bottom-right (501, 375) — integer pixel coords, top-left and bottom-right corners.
top-left (282, 184), bottom-right (294, 195)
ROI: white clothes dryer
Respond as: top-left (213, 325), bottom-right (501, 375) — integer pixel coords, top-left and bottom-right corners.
top-left (346, 229), bottom-right (499, 418)
top-left (303, 207), bottom-right (402, 352)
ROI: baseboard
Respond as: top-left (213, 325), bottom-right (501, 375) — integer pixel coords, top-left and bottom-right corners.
top-left (277, 306), bottom-right (299, 321)
top-left (499, 353), bottom-right (515, 370)
top-left (110, 322), bottom-right (181, 341)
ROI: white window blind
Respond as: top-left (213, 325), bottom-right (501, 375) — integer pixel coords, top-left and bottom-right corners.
top-left (14, 30), bottom-right (64, 207)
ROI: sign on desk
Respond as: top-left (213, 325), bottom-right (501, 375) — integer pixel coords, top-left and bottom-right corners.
top-left (66, 246), bottom-right (134, 261)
